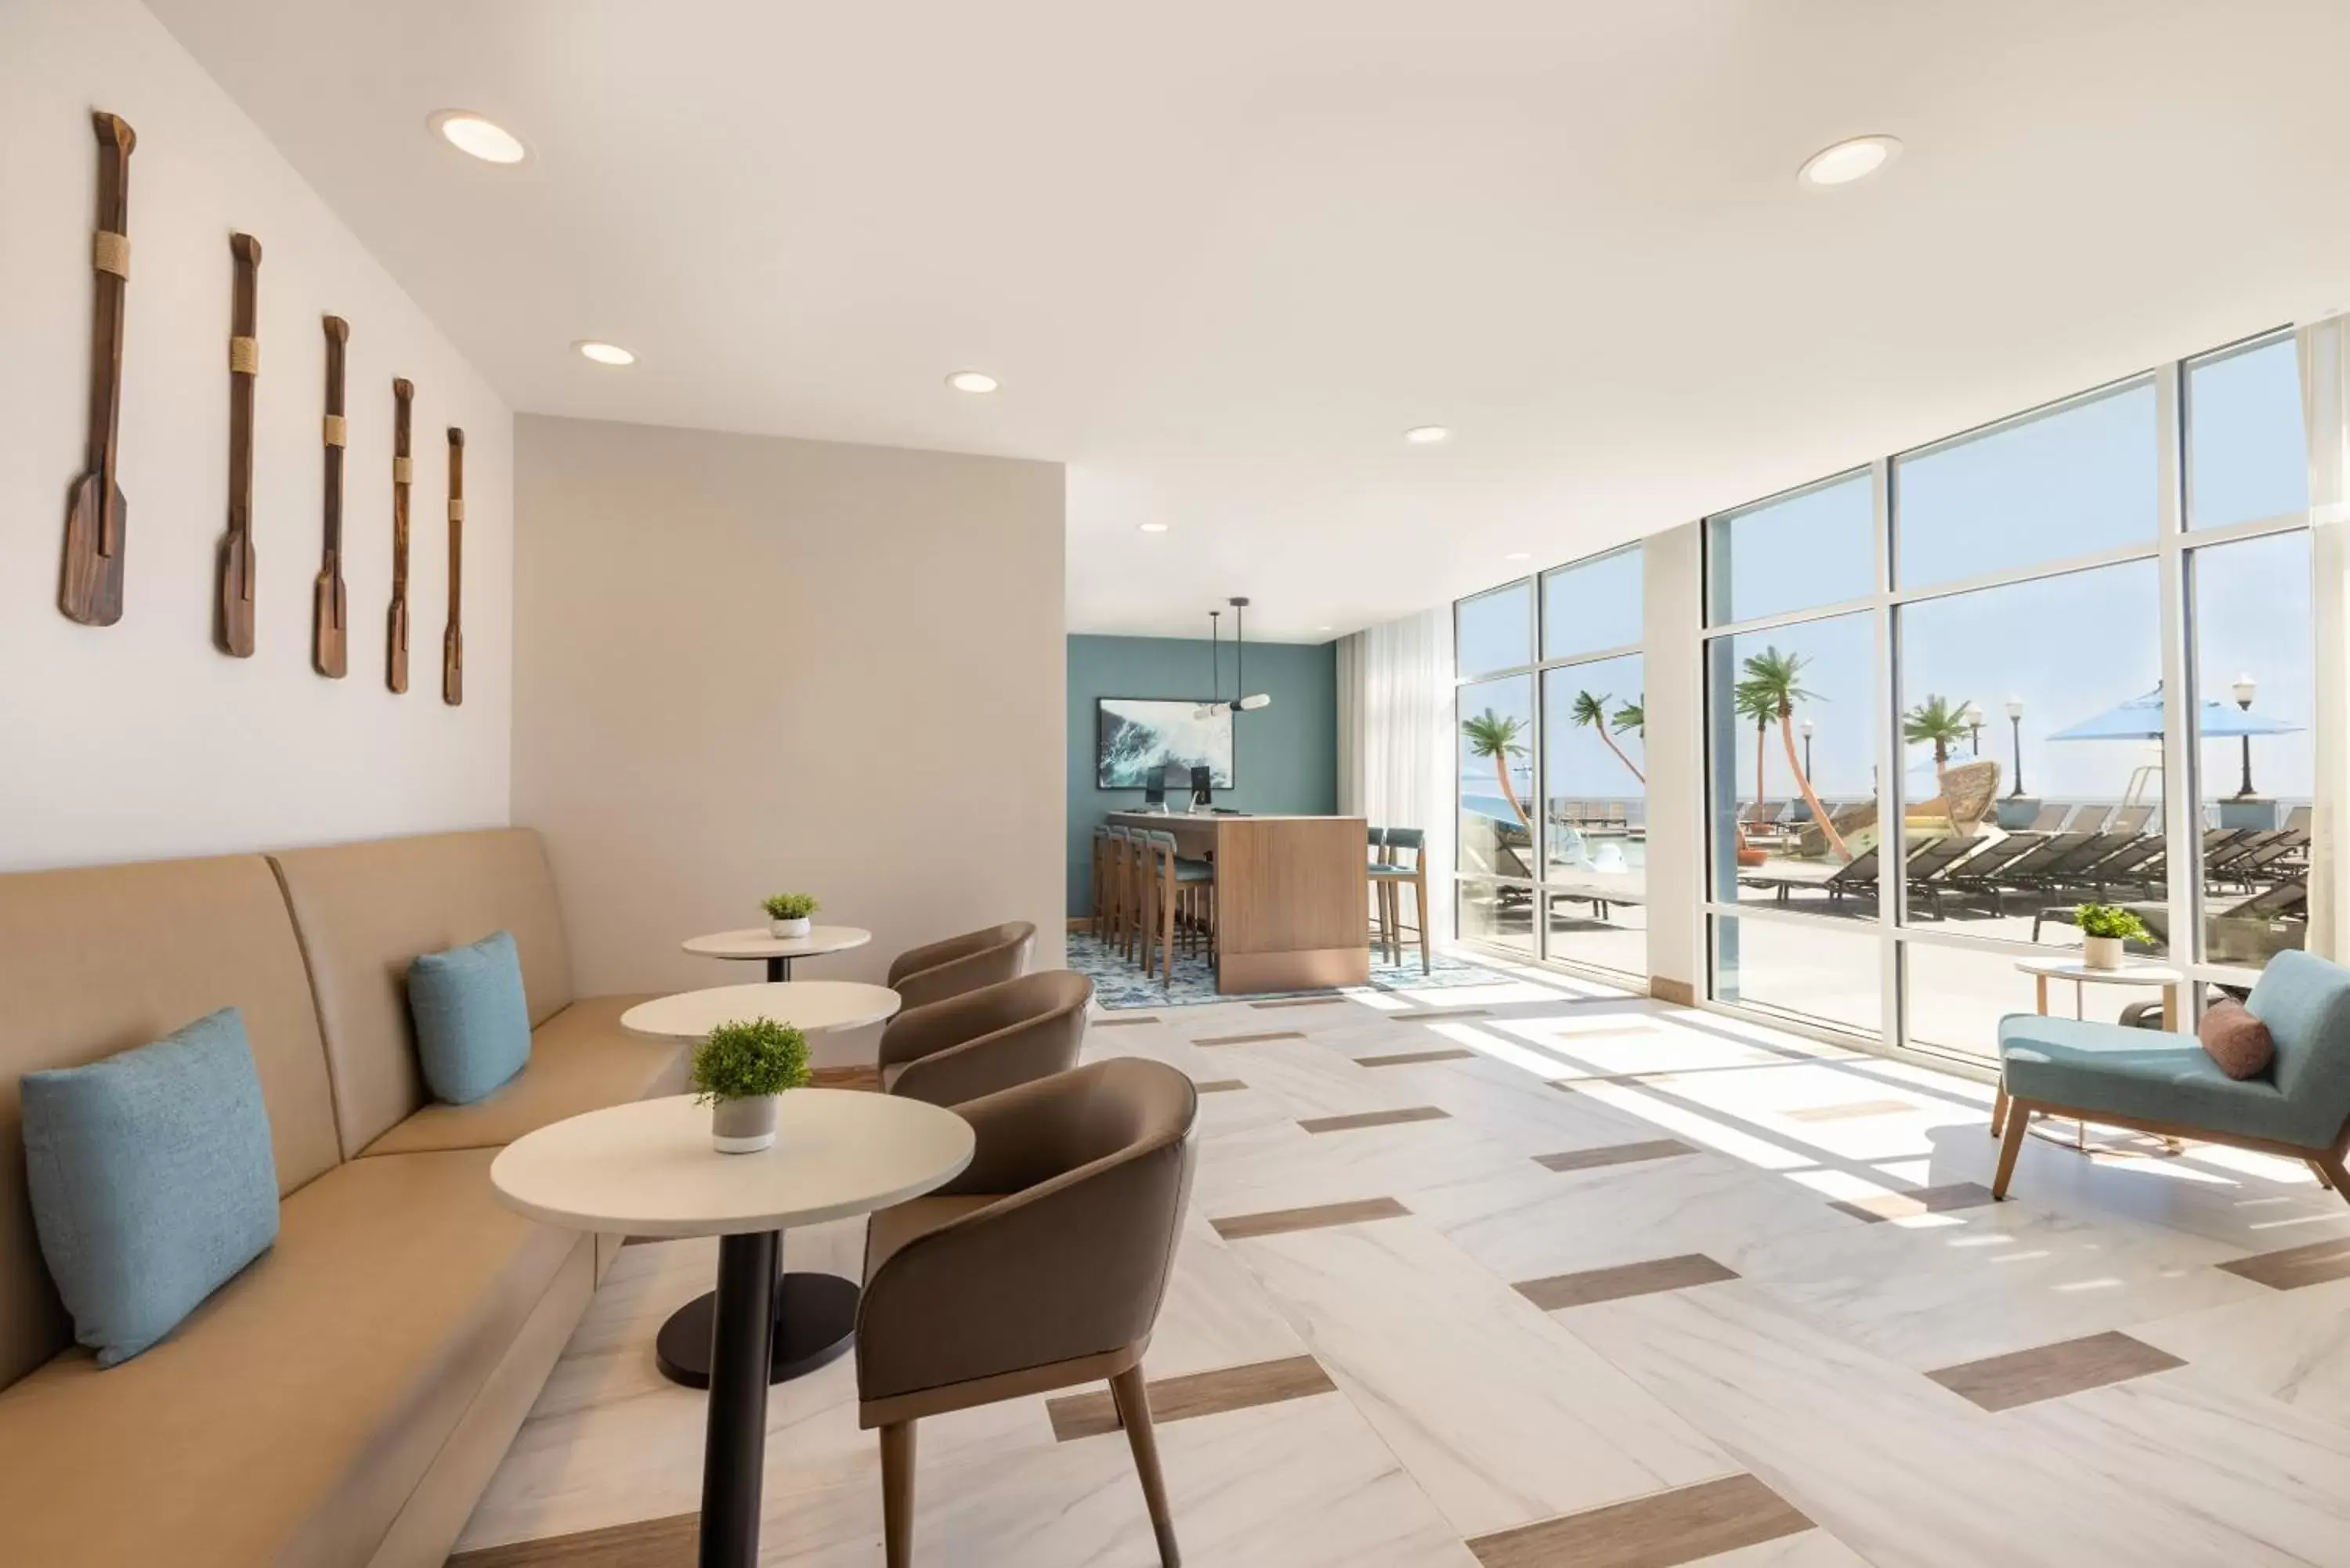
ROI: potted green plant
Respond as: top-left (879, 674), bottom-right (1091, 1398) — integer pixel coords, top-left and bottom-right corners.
top-left (2074, 903), bottom-right (2149, 971)
top-left (692, 1017), bottom-right (810, 1153)
top-left (761, 892), bottom-right (820, 940)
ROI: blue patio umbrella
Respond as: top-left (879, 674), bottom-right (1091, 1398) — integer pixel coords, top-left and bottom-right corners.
top-left (2048, 686), bottom-right (2302, 742)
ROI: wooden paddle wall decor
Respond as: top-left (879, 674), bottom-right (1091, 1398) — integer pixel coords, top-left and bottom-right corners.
top-left (388, 378), bottom-right (414, 692)
top-left (313, 315), bottom-right (350, 677)
top-left (443, 426), bottom-right (465, 705)
top-left (216, 233), bottom-right (262, 656)
top-left (60, 111), bottom-right (136, 627)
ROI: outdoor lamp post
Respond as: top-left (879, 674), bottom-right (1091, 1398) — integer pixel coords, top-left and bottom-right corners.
top-left (1961, 701), bottom-right (1984, 757)
top-left (2005, 697), bottom-right (2026, 797)
top-left (1800, 716), bottom-right (1815, 779)
top-left (2233, 673), bottom-right (2258, 799)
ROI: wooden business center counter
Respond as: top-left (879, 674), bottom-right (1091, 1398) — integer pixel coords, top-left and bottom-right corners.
top-left (1106, 812), bottom-right (1370, 994)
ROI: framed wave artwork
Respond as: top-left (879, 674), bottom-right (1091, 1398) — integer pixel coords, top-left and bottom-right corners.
top-left (1096, 698), bottom-right (1235, 789)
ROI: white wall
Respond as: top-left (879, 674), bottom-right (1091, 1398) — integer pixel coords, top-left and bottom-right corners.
top-left (512, 416), bottom-right (1065, 1021)
top-left (0, 0), bottom-right (513, 872)
top-left (1642, 522), bottom-right (1705, 999)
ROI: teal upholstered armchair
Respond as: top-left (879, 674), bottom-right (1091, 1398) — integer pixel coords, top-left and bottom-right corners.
top-left (1991, 948), bottom-right (2350, 1201)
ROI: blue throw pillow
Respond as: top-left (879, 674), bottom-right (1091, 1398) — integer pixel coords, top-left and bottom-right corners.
top-left (407, 929), bottom-right (531, 1104)
top-left (21, 1008), bottom-right (280, 1367)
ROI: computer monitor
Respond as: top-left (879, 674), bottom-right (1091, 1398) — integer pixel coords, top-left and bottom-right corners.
top-left (1189, 764), bottom-right (1213, 807)
top-left (1142, 769), bottom-right (1167, 810)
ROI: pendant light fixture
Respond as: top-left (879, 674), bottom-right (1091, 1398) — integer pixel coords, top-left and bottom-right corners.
top-left (1194, 597), bottom-right (1272, 718)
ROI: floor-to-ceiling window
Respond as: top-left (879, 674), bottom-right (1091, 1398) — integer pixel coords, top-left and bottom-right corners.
top-left (1698, 328), bottom-right (2316, 1064)
top-left (1453, 544), bottom-right (1647, 979)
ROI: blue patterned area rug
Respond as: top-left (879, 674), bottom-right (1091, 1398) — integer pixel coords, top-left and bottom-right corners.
top-left (1067, 930), bottom-right (1506, 1010)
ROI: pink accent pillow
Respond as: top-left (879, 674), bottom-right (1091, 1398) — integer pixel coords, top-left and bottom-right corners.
top-left (2198, 998), bottom-right (2274, 1081)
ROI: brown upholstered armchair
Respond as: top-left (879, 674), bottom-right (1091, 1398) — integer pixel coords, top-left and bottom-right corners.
top-left (886, 921), bottom-right (1036, 1010)
top-left (857, 1057), bottom-right (1198, 1567)
top-left (877, 969), bottom-right (1091, 1106)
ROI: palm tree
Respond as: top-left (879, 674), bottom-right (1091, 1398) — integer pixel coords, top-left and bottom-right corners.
top-left (1732, 677), bottom-right (1777, 822)
top-left (1903, 694), bottom-right (1972, 775)
top-left (1569, 690), bottom-right (1644, 784)
top-left (1461, 708), bottom-right (1533, 833)
top-left (1611, 695), bottom-right (1644, 740)
top-left (1740, 646), bottom-right (1851, 862)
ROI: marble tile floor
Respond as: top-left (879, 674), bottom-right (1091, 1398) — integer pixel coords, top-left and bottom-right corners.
top-left (454, 961), bottom-right (2350, 1566)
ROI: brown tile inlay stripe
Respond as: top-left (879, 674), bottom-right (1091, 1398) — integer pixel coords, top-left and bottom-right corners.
top-left (1553, 1071), bottom-right (1680, 1089)
top-left (1195, 1029), bottom-right (1307, 1047)
top-left (1251, 995), bottom-right (1347, 1010)
top-left (1393, 1006), bottom-right (1491, 1021)
top-left (1784, 1098), bottom-right (1919, 1122)
top-left (1828, 1181), bottom-right (1999, 1224)
top-left (1093, 1014), bottom-right (1162, 1028)
top-left (1194, 1078), bottom-right (1248, 1093)
top-left (809, 1064), bottom-right (880, 1092)
top-left (1535, 1138), bottom-right (1699, 1173)
top-left (1466, 1472), bottom-right (1812, 1568)
top-left (1515, 1253), bottom-right (1738, 1311)
top-left (1355, 1046), bottom-right (1478, 1068)
top-left (1046, 1354), bottom-right (1336, 1442)
top-left (1212, 1197), bottom-right (1412, 1241)
top-left (2217, 1237), bottom-right (2350, 1292)
top-left (1926, 1331), bottom-right (2186, 1413)
top-left (1298, 1105), bottom-right (1452, 1134)
top-left (446, 1511), bottom-right (696, 1566)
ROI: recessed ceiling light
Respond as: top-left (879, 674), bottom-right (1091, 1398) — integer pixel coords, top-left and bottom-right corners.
top-left (1799, 134), bottom-right (1901, 188)
top-left (1403, 425), bottom-right (1451, 445)
top-left (1137, 522), bottom-right (1170, 534)
top-left (946, 370), bottom-right (999, 394)
top-left (573, 340), bottom-right (635, 366)
top-left (1316, 624), bottom-right (1333, 632)
top-left (1506, 551), bottom-right (1531, 562)
top-left (430, 110), bottom-right (527, 165)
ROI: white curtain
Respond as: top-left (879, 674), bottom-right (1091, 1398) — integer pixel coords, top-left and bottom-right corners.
top-left (2299, 315), bottom-right (2350, 960)
top-left (1338, 607), bottom-right (1455, 941)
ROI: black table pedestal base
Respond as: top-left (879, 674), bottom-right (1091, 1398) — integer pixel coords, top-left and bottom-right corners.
top-left (656, 1270), bottom-right (858, 1389)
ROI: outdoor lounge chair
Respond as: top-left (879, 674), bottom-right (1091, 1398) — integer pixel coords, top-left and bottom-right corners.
top-left (1993, 948), bottom-right (2350, 1202)
top-left (2106, 803), bottom-right (2154, 834)
top-left (2026, 803), bottom-right (2073, 831)
top-left (1946, 831), bottom-right (2088, 912)
top-left (1741, 847), bottom-right (1879, 909)
top-left (1894, 833), bottom-right (1984, 919)
top-left (2130, 880), bottom-right (2310, 966)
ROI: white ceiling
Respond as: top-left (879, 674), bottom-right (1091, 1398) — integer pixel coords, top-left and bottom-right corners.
top-left (149, 0), bottom-right (2350, 642)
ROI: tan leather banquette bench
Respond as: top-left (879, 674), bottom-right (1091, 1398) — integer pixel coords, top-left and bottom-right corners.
top-left (0, 828), bottom-right (684, 1568)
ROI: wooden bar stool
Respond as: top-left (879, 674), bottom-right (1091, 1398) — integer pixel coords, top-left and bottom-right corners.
top-left (1143, 829), bottom-right (1213, 985)
top-left (1090, 825), bottom-right (1118, 943)
top-left (1368, 827), bottom-right (1430, 974)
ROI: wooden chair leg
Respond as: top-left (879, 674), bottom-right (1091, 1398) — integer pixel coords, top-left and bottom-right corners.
top-left (1992, 1100), bottom-right (2031, 1199)
top-left (2310, 1158), bottom-right (2336, 1191)
top-left (2316, 1153), bottom-right (2350, 1203)
top-left (880, 1420), bottom-right (916, 1568)
top-left (1161, 876), bottom-right (1178, 985)
top-left (1990, 1084), bottom-right (2009, 1139)
top-left (1412, 870), bottom-right (1430, 974)
top-left (1109, 1365), bottom-right (1180, 1567)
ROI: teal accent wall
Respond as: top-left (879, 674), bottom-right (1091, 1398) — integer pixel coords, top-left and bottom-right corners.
top-left (1066, 634), bottom-right (1339, 916)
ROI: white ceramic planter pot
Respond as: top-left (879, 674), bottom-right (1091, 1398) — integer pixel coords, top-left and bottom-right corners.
top-left (2083, 934), bottom-right (2124, 970)
top-left (711, 1094), bottom-right (779, 1154)
top-left (769, 916), bottom-right (812, 939)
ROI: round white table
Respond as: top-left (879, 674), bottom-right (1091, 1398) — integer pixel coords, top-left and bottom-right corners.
top-left (682, 924), bottom-right (873, 984)
top-left (2008, 956), bottom-right (2189, 1155)
top-left (492, 1093), bottom-right (972, 1568)
top-left (620, 981), bottom-right (905, 1388)
top-left (622, 979), bottom-right (900, 1042)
